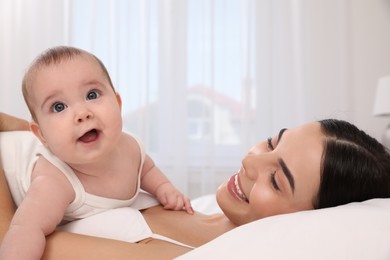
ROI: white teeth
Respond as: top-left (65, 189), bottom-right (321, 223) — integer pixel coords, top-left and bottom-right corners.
top-left (234, 174), bottom-right (248, 201)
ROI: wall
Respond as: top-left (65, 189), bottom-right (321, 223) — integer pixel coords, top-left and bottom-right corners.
top-left (0, 0), bottom-right (67, 119)
top-left (350, 0), bottom-right (390, 140)
top-left (1, 0), bottom-right (390, 141)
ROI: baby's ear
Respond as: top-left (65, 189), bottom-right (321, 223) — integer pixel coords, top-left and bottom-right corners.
top-left (30, 121), bottom-right (48, 147)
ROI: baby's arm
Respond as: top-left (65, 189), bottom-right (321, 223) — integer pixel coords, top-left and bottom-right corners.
top-left (0, 158), bottom-right (74, 260)
top-left (1, 158), bottom-right (190, 259)
top-left (140, 155), bottom-right (193, 214)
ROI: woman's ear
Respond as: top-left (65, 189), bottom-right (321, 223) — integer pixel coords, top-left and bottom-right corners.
top-left (116, 92), bottom-right (122, 110)
top-left (30, 121), bottom-right (48, 147)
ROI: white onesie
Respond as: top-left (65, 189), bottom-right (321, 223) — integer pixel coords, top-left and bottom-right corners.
top-left (0, 131), bottom-right (147, 220)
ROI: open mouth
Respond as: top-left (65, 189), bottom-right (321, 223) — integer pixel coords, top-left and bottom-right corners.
top-left (228, 173), bottom-right (249, 203)
top-left (78, 129), bottom-right (99, 143)
top-left (234, 174), bottom-right (249, 202)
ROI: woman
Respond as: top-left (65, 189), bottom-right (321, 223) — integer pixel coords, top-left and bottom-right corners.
top-left (1, 112), bottom-right (390, 259)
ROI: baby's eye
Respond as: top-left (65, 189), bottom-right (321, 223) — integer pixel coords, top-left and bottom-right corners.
top-left (87, 90), bottom-right (100, 100)
top-left (51, 102), bottom-right (67, 113)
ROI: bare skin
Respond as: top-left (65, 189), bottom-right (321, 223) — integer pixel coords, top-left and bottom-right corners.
top-left (0, 112), bottom-right (29, 132)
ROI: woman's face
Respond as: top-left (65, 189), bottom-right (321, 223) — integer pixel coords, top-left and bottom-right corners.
top-left (216, 122), bottom-right (324, 225)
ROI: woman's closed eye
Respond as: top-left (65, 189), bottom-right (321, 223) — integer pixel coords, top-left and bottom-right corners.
top-left (270, 171), bottom-right (280, 191)
top-left (267, 136), bottom-right (282, 191)
top-left (267, 137), bottom-right (274, 150)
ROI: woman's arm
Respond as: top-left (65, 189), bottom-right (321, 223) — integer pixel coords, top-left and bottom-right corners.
top-left (0, 163), bottom-right (16, 242)
top-left (0, 113), bottom-right (28, 241)
top-left (0, 112), bottom-right (28, 239)
top-left (0, 112), bottom-right (29, 131)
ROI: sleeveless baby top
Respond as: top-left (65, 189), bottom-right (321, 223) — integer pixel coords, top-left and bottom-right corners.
top-left (1, 131), bottom-right (146, 220)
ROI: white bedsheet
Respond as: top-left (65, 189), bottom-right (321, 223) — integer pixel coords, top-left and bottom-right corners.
top-left (190, 194), bottom-right (222, 215)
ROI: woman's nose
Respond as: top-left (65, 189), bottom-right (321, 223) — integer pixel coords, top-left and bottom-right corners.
top-left (242, 153), bottom-right (274, 180)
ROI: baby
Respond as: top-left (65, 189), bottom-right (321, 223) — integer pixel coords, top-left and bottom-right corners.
top-left (0, 46), bottom-right (193, 259)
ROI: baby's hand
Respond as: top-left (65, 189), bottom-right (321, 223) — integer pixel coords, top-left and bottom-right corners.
top-left (155, 183), bottom-right (194, 214)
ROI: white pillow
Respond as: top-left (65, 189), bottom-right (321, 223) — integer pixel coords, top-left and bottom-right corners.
top-left (191, 194), bottom-right (222, 215)
top-left (176, 199), bottom-right (390, 260)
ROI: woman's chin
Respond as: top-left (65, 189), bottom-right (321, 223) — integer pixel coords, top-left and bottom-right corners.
top-left (216, 182), bottom-right (251, 226)
top-left (215, 182), bottom-right (228, 208)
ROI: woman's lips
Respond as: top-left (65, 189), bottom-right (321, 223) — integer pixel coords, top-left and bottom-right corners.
top-left (227, 173), bottom-right (249, 203)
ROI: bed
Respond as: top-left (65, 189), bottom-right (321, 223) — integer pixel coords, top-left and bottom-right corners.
top-left (59, 194), bottom-right (390, 259)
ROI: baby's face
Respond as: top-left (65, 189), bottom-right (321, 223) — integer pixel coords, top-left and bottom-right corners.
top-left (29, 54), bottom-right (123, 165)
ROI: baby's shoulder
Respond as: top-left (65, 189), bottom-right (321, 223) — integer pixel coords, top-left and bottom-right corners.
top-left (121, 131), bottom-right (143, 151)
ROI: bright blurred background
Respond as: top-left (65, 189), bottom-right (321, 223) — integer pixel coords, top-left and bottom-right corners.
top-left (1, 0), bottom-right (390, 198)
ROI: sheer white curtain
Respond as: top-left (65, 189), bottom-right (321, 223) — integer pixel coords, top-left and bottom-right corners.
top-left (0, 0), bottom-right (352, 198)
top-left (0, 0), bottom-right (68, 119)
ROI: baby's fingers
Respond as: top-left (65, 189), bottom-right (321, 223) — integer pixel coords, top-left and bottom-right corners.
top-left (182, 197), bottom-right (194, 214)
top-left (162, 193), bottom-right (183, 210)
top-left (162, 194), bottom-right (193, 214)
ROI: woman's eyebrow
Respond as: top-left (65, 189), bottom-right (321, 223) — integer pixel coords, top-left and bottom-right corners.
top-left (276, 128), bottom-right (295, 194)
top-left (278, 158), bottom-right (295, 194)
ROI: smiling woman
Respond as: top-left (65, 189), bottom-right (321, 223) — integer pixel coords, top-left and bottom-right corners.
top-left (216, 122), bottom-right (324, 225)
top-left (217, 119), bottom-right (390, 226)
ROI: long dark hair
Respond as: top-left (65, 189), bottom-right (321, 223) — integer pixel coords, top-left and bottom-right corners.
top-left (315, 119), bottom-right (390, 208)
